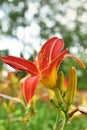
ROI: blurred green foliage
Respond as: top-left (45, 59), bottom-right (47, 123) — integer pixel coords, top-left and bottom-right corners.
top-left (0, 50), bottom-right (9, 69)
top-left (0, 62), bottom-right (87, 130)
top-left (0, 100), bottom-right (87, 130)
top-left (0, 50), bottom-right (9, 57)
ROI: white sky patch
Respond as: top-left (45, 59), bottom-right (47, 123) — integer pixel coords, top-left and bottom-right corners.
top-left (0, 38), bottom-right (23, 56)
top-left (0, 9), bottom-right (5, 19)
top-left (66, 9), bottom-right (77, 21)
top-left (79, 12), bottom-right (87, 23)
top-left (84, 2), bottom-right (87, 9)
top-left (68, 0), bottom-right (81, 8)
top-left (69, 47), bottom-right (78, 54)
top-left (16, 26), bottom-right (24, 40)
top-left (16, 23), bottom-right (40, 43)
top-left (25, 2), bottom-right (39, 22)
top-left (15, 22), bottom-right (41, 57)
top-left (24, 23), bottom-right (40, 37)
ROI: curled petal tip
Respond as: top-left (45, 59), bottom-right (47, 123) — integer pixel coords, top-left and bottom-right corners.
top-left (78, 61), bottom-right (85, 69)
top-left (83, 64), bottom-right (86, 69)
top-left (64, 54), bottom-right (85, 69)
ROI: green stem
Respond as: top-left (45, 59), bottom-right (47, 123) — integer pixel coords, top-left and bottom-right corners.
top-left (60, 111), bottom-right (67, 130)
top-left (55, 111), bottom-right (61, 130)
top-left (53, 87), bottom-right (69, 130)
top-left (55, 111), bottom-right (67, 130)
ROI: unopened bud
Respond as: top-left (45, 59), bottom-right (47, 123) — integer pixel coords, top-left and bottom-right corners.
top-left (57, 71), bottom-right (64, 93)
top-left (65, 67), bottom-right (77, 110)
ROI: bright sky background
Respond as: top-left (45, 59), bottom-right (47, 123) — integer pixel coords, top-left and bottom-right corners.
top-left (0, 38), bottom-right (23, 56)
top-left (0, 0), bottom-right (87, 57)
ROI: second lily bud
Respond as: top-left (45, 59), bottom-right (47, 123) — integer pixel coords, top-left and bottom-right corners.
top-left (57, 71), bottom-right (64, 94)
top-left (65, 67), bottom-right (77, 110)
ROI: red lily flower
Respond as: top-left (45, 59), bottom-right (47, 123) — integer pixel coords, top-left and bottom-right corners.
top-left (0, 37), bottom-right (85, 103)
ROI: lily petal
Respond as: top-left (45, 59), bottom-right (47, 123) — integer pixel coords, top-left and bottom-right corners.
top-left (42, 49), bottom-right (68, 88)
top-left (42, 49), bottom-right (68, 75)
top-left (23, 76), bottom-right (40, 103)
top-left (64, 54), bottom-right (85, 68)
top-left (50, 38), bottom-right (64, 61)
top-left (1, 56), bottom-right (39, 75)
top-left (42, 49), bottom-right (85, 78)
top-left (41, 48), bottom-right (85, 89)
top-left (38, 37), bottom-right (64, 70)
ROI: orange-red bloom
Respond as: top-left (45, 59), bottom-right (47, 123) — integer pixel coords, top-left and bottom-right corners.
top-left (0, 37), bottom-right (85, 103)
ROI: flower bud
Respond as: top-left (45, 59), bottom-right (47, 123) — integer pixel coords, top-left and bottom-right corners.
top-left (65, 67), bottom-right (77, 110)
top-left (57, 71), bottom-right (64, 93)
